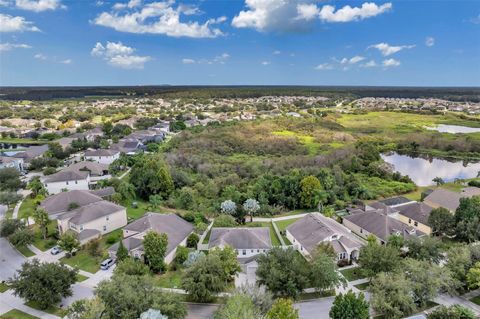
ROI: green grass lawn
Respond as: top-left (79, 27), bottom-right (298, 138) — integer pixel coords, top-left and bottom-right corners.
top-left (257, 222), bottom-right (281, 246)
top-left (202, 229), bottom-right (211, 244)
top-left (340, 267), bottom-right (365, 281)
top-left (31, 222), bottom-right (58, 252)
top-left (60, 250), bottom-right (102, 274)
top-left (470, 295), bottom-right (480, 305)
top-left (0, 309), bottom-right (39, 319)
top-left (18, 197), bottom-right (36, 220)
top-left (25, 301), bottom-right (67, 317)
top-left (76, 274), bottom-right (89, 282)
top-left (124, 198), bottom-right (149, 220)
top-left (15, 245), bottom-right (35, 257)
top-left (153, 270), bottom-right (183, 289)
top-left (0, 282), bottom-right (10, 293)
top-left (354, 282), bottom-right (370, 291)
top-left (0, 137), bottom-right (48, 144)
top-left (274, 218), bottom-right (301, 232)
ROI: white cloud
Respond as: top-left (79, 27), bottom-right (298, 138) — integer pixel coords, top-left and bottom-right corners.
top-left (0, 42), bottom-right (31, 51)
top-left (340, 55), bottom-right (365, 64)
top-left (182, 58), bottom-right (195, 64)
top-left (273, 50), bottom-right (281, 55)
top-left (261, 61), bottom-right (270, 65)
top-left (470, 14), bottom-right (480, 24)
top-left (94, 1), bottom-right (225, 38)
top-left (15, 0), bottom-right (65, 12)
top-left (315, 63), bottom-right (334, 70)
top-left (369, 42), bottom-right (415, 56)
top-left (382, 58), bottom-right (400, 67)
top-left (319, 2), bottom-right (392, 23)
top-left (0, 13), bottom-right (40, 32)
top-left (425, 36), bottom-right (435, 47)
top-left (91, 41), bottom-right (151, 69)
top-left (34, 53), bottom-right (47, 60)
top-left (59, 58), bottom-right (71, 64)
top-left (0, 0), bottom-right (10, 6)
top-left (232, 1), bottom-right (392, 32)
top-left (361, 60), bottom-right (377, 68)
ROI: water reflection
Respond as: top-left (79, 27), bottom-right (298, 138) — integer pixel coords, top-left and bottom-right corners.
top-left (381, 152), bottom-right (480, 186)
top-left (425, 124), bottom-right (480, 134)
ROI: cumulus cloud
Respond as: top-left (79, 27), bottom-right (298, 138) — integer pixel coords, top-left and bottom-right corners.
top-left (0, 42), bottom-right (31, 51)
top-left (261, 61), bottom-right (270, 65)
top-left (0, 13), bottom-right (40, 32)
top-left (59, 58), bottom-right (71, 64)
top-left (93, 1), bottom-right (225, 38)
top-left (232, 1), bottom-right (392, 32)
top-left (361, 60), bottom-right (377, 68)
top-left (369, 42), bottom-right (415, 56)
top-left (382, 58), bottom-right (400, 67)
top-left (425, 37), bottom-right (435, 47)
top-left (273, 50), bottom-right (281, 55)
top-left (314, 63), bottom-right (334, 70)
top-left (91, 41), bottom-right (151, 69)
top-left (182, 58), bottom-right (195, 64)
top-left (340, 55), bottom-right (365, 64)
top-left (34, 53), bottom-right (47, 60)
top-left (15, 0), bottom-right (65, 12)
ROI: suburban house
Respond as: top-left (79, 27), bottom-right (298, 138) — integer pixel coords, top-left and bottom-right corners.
top-left (286, 213), bottom-right (363, 261)
top-left (40, 190), bottom-right (127, 244)
top-left (423, 187), bottom-right (480, 212)
top-left (394, 202), bottom-right (433, 235)
top-left (42, 161), bottom-right (110, 194)
top-left (207, 227), bottom-right (272, 258)
top-left (13, 144), bottom-right (49, 164)
top-left (343, 204), bottom-right (425, 244)
top-left (108, 213), bottom-right (194, 264)
top-left (0, 156), bottom-right (24, 171)
top-left (110, 139), bottom-right (144, 155)
top-left (84, 149), bottom-right (120, 165)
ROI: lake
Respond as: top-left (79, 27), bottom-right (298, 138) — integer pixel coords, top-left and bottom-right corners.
top-left (381, 152), bottom-right (480, 186)
top-left (425, 124), bottom-right (480, 134)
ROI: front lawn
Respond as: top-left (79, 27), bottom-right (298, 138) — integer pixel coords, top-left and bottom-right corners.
top-left (15, 245), bottom-right (35, 257)
top-left (340, 267), bottom-right (365, 281)
top-left (0, 309), bottom-right (39, 319)
top-left (76, 274), bottom-right (89, 282)
top-left (31, 222), bottom-right (58, 252)
top-left (354, 281), bottom-right (370, 291)
top-left (25, 301), bottom-right (67, 317)
top-left (470, 295), bottom-right (480, 305)
top-left (61, 250), bottom-right (103, 274)
top-left (153, 270), bottom-right (183, 289)
top-left (18, 196), bottom-right (37, 220)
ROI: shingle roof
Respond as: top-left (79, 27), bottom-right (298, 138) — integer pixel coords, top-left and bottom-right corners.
top-left (44, 170), bottom-right (89, 183)
top-left (123, 213), bottom-right (194, 255)
top-left (13, 144), bottom-right (48, 161)
top-left (40, 190), bottom-right (103, 215)
top-left (208, 227), bottom-right (272, 250)
top-left (77, 229), bottom-right (101, 241)
top-left (397, 202), bottom-right (433, 225)
top-left (84, 149), bottom-right (119, 157)
top-left (89, 187), bottom-right (115, 198)
top-left (65, 161), bottom-right (109, 176)
top-left (287, 213), bottom-right (362, 255)
top-left (59, 200), bottom-right (124, 225)
top-left (344, 211), bottom-right (424, 241)
top-left (379, 196), bottom-right (414, 207)
top-left (108, 236), bottom-right (144, 253)
top-left (423, 188), bottom-right (462, 211)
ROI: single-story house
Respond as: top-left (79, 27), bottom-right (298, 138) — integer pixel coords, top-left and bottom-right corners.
top-left (0, 156), bottom-right (24, 171)
top-left (343, 210), bottom-right (425, 245)
top-left (84, 149), bottom-right (120, 165)
top-left (108, 213), bottom-right (194, 264)
top-left (286, 213), bottom-right (363, 261)
top-left (208, 227), bottom-right (272, 258)
top-left (394, 202), bottom-right (433, 235)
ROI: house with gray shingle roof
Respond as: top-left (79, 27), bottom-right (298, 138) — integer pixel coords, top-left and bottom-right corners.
top-left (208, 227), bottom-right (272, 258)
top-left (286, 213), bottom-right (363, 261)
top-left (108, 213), bottom-right (194, 264)
top-left (84, 149), bottom-right (120, 165)
top-left (394, 202), bottom-right (433, 235)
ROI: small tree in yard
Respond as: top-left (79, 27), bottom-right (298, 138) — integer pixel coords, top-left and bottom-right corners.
top-left (114, 258), bottom-right (150, 277)
top-left (428, 207), bottom-right (456, 236)
top-left (243, 198), bottom-right (260, 222)
top-left (143, 231), bottom-right (168, 273)
top-left (309, 253), bottom-right (345, 292)
top-left (210, 246), bottom-right (241, 283)
top-left (432, 177), bottom-right (445, 186)
top-left (329, 290), bottom-right (369, 319)
top-left (467, 261), bottom-right (480, 289)
top-left (9, 259), bottom-right (77, 310)
top-left (186, 233), bottom-right (199, 248)
top-left (58, 232), bottom-right (80, 257)
top-left (9, 228), bottom-right (34, 247)
top-left (427, 305), bottom-right (476, 319)
top-left (221, 200), bottom-right (237, 215)
top-left (266, 298), bottom-right (299, 319)
top-left (214, 292), bottom-right (259, 319)
top-left (116, 240), bottom-right (129, 261)
top-left (33, 207), bottom-right (50, 239)
top-left (0, 218), bottom-right (25, 237)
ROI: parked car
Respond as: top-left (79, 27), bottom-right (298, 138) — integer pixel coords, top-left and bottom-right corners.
top-left (100, 258), bottom-right (115, 270)
top-left (50, 246), bottom-right (62, 255)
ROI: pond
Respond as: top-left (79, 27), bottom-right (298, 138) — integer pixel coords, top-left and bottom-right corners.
top-left (425, 124), bottom-right (480, 134)
top-left (381, 152), bottom-right (480, 186)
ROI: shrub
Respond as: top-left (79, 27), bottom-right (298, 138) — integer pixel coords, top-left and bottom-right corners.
top-left (213, 215), bottom-right (238, 227)
top-left (42, 167), bottom-right (57, 175)
top-left (186, 233), bottom-right (200, 248)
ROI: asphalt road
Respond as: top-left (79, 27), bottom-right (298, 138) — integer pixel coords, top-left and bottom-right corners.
top-left (296, 297), bottom-right (336, 319)
top-left (0, 237), bottom-right (25, 281)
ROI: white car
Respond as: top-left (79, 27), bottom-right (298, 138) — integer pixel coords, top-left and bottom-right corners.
top-left (100, 258), bottom-right (115, 270)
top-left (50, 246), bottom-right (62, 255)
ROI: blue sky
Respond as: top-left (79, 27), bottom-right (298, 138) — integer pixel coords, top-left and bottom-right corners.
top-left (1, 0), bottom-right (479, 86)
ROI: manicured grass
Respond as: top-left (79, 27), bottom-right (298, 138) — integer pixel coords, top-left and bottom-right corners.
top-left (18, 197), bottom-right (36, 220)
top-left (153, 270), bottom-right (183, 289)
top-left (298, 290), bottom-right (335, 300)
top-left (340, 267), bottom-right (365, 281)
top-left (258, 222), bottom-right (281, 246)
top-left (76, 274), bottom-right (89, 282)
top-left (0, 309), bottom-right (39, 319)
top-left (31, 222), bottom-right (58, 252)
top-left (354, 282), bottom-right (370, 291)
top-left (0, 138), bottom-right (48, 144)
top-left (15, 245), bottom-right (35, 257)
top-left (470, 295), bottom-right (480, 305)
top-left (25, 301), bottom-right (67, 317)
top-left (124, 199), bottom-right (149, 220)
top-left (202, 229), bottom-right (211, 244)
top-left (0, 282), bottom-right (10, 293)
top-left (274, 218), bottom-right (301, 232)
top-left (60, 250), bottom-right (102, 274)
top-left (273, 209), bottom-right (311, 218)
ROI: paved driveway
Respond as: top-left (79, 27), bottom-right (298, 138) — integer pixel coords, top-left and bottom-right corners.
top-left (0, 238), bottom-right (25, 281)
top-left (296, 297), bottom-right (335, 319)
top-left (186, 303), bottom-right (218, 319)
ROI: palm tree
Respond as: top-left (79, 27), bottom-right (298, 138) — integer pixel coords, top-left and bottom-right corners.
top-left (33, 208), bottom-right (50, 239)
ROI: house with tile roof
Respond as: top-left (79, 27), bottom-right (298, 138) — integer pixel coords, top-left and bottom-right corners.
top-left (286, 213), bottom-right (363, 261)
